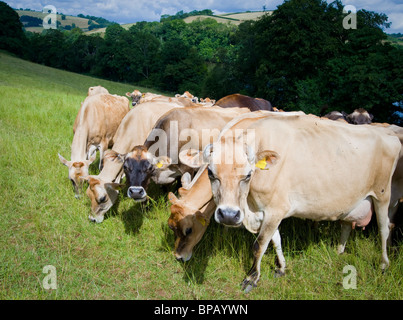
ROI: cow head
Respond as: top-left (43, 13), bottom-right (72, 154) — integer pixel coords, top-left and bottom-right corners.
top-left (58, 153), bottom-right (96, 198)
top-left (126, 90), bottom-right (142, 106)
top-left (81, 175), bottom-right (123, 223)
top-left (82, 149), bottom-right (125, 222)
top-left (120, 145), bottom-right (171, 202)
top-left (180, 139), bottom-right (280, 227)
top-left (346, 108), bottom-right (374, 125)
top-left (167, 191), bottom-right (212, 262)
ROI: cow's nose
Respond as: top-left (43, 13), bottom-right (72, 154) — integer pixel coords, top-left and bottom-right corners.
top-left (127, 186), bottom-right (147, 201)
top-left (215, 206), bottom-right (242, 226)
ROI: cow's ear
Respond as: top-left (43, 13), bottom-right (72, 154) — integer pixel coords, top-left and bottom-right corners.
top-left (255, 150), bottom-right (280, 170)
top-left (168, 192), bottom-right (179, 205)
top-left (79, 175), bottom-right (98, 183)
top-left (179, 148), bottom-right (204, 169)
top-left (181, 172), bottom-right (192, 189)
top-left (105, 182), bottom-right (124, 191)
top-left (195, 210), bottom-right (209, 227)
top-left (125, 92), bottom-right (132, 98)
top-left (117, 152), bottom-right (129, 163)
top-left (153, 156), bottom-right (171, 170)
top-left (58, 153), bottom-right (71, 167)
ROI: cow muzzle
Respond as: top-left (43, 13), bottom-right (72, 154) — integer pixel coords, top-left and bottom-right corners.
top-left (127, 186), bottom-right (147, 202)
top-left (215, 206), bottom-right (243, 226)
top-left (175, 251), bottom-right (192, 262)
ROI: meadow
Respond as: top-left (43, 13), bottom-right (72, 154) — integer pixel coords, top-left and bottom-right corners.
top-left (0, 51), bottom-right (402, 300)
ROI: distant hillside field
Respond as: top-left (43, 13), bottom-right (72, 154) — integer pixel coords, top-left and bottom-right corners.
top-left (183, 11), bottom-right (272, 25)
top-left (16, 9), bottom-right (96, 32)
top-left (86, 11), bottom-right (272, 36)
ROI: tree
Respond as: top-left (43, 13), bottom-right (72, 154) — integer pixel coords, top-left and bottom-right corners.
top-left (128, 25), bottom-right (161, 83)
top-left (0, 1), bottom-right (27, 56)
top-left (234, 0), bottom-right (403, 122)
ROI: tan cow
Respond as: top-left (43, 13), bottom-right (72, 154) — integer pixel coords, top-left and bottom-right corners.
top-left (168, 111), bottom-right (305, 265)
top-left (59, 92), bottom-right (130, 198)
top-left (182, 114), bottom-right (400, 292)
top-left (126, 90), bottom-right (196, 107)
top-left (82, 100), bottom-right (185, 223)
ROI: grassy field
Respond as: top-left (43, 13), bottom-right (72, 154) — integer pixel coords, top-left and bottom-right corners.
top-left (16, 10), bottom-right (96, 33)
top-left (0, 52), bottom-right (402, 300)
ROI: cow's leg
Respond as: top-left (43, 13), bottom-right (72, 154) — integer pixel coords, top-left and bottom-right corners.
top-left (98, 140), bottom-right (108, 171)
top-left (338, 221), bottom-right (352, 254)
top-left (271, 229), bottom-right (286, 276)
top-left (241, 216), bottom-right (282, 293)
top-left (373, 199), bottom-right (391, 271)
top-left (387, 203), bottom-right (398, 246)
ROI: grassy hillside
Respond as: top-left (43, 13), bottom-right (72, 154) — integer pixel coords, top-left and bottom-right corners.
top-left (16, 9), bottom-right (96, 33)
top-left (0, 52), bottom-right (402, 300)
top-left (86, 11), bottom-right (272, 36)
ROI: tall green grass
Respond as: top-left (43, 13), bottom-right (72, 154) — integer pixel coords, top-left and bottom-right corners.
top-left (0, 52), bottom-right (402, 299)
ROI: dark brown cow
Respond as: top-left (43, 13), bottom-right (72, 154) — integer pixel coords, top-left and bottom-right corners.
top-left (346, 108), bottom-right (374, 125)
top-left (215, 94), bottom-right (273, 111)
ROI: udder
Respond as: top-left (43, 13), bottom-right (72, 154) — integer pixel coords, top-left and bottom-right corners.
top-left (342, 197), bottom-right (373, 230)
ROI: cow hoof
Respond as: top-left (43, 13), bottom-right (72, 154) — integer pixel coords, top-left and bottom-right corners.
top-left (243, 283), bottom-right (256, 294)
top-left (241, 272), bottom-right (259, 293)
top-left (274, 269), bottom-right (285, 278)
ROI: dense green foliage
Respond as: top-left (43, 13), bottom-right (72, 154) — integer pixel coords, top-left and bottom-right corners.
top-left (2, 0), bottom-right (402, 122)
top-left (0, 1), bottom-right (26, 55)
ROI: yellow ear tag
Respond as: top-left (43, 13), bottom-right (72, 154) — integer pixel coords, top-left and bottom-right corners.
top-left (255, 159), bottom-right (268, 170)
top-left (197, 217), bottom-right (206, 226)
top-left (156, 162), bottom-right (163, 169)
top-left (142, 93), bottom-right (145, 98)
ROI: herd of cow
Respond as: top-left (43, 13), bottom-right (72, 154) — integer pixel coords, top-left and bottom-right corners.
top-left (58, 85), bottom-right (403, 292)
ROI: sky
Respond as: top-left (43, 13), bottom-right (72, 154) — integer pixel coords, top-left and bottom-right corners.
top-left (5, 0), bottom-right (403, 33)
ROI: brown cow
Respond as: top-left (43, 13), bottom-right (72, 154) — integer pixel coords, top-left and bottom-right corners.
top-left (59, 91), bottom-right (130, 198)
top-left (346, 108), bottom-right (374, 125)
top-left (215, 94), bottom-right (273, 111)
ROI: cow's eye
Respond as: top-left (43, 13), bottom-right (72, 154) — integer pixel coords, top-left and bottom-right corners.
top-left (123, 163), bottom-right (130, 172)
top-left (99, 195), bottom-right (107, 203)
top-left (185, 228), bottom-right (192, 236)
top-left (244, 171), bottom-right (252, 181)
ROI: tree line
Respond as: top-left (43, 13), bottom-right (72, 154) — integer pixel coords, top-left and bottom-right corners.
top-left (1, 0), bottom-right (402, 123)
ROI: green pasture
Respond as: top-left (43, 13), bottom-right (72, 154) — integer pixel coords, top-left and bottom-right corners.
top-left (0, 52), bottom-right (401, 299)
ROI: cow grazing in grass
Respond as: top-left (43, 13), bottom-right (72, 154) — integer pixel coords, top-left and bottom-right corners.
top-left (59, 89), bottom-right (130, 198)
top-left (82, 100), bottom-right (185, 223)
